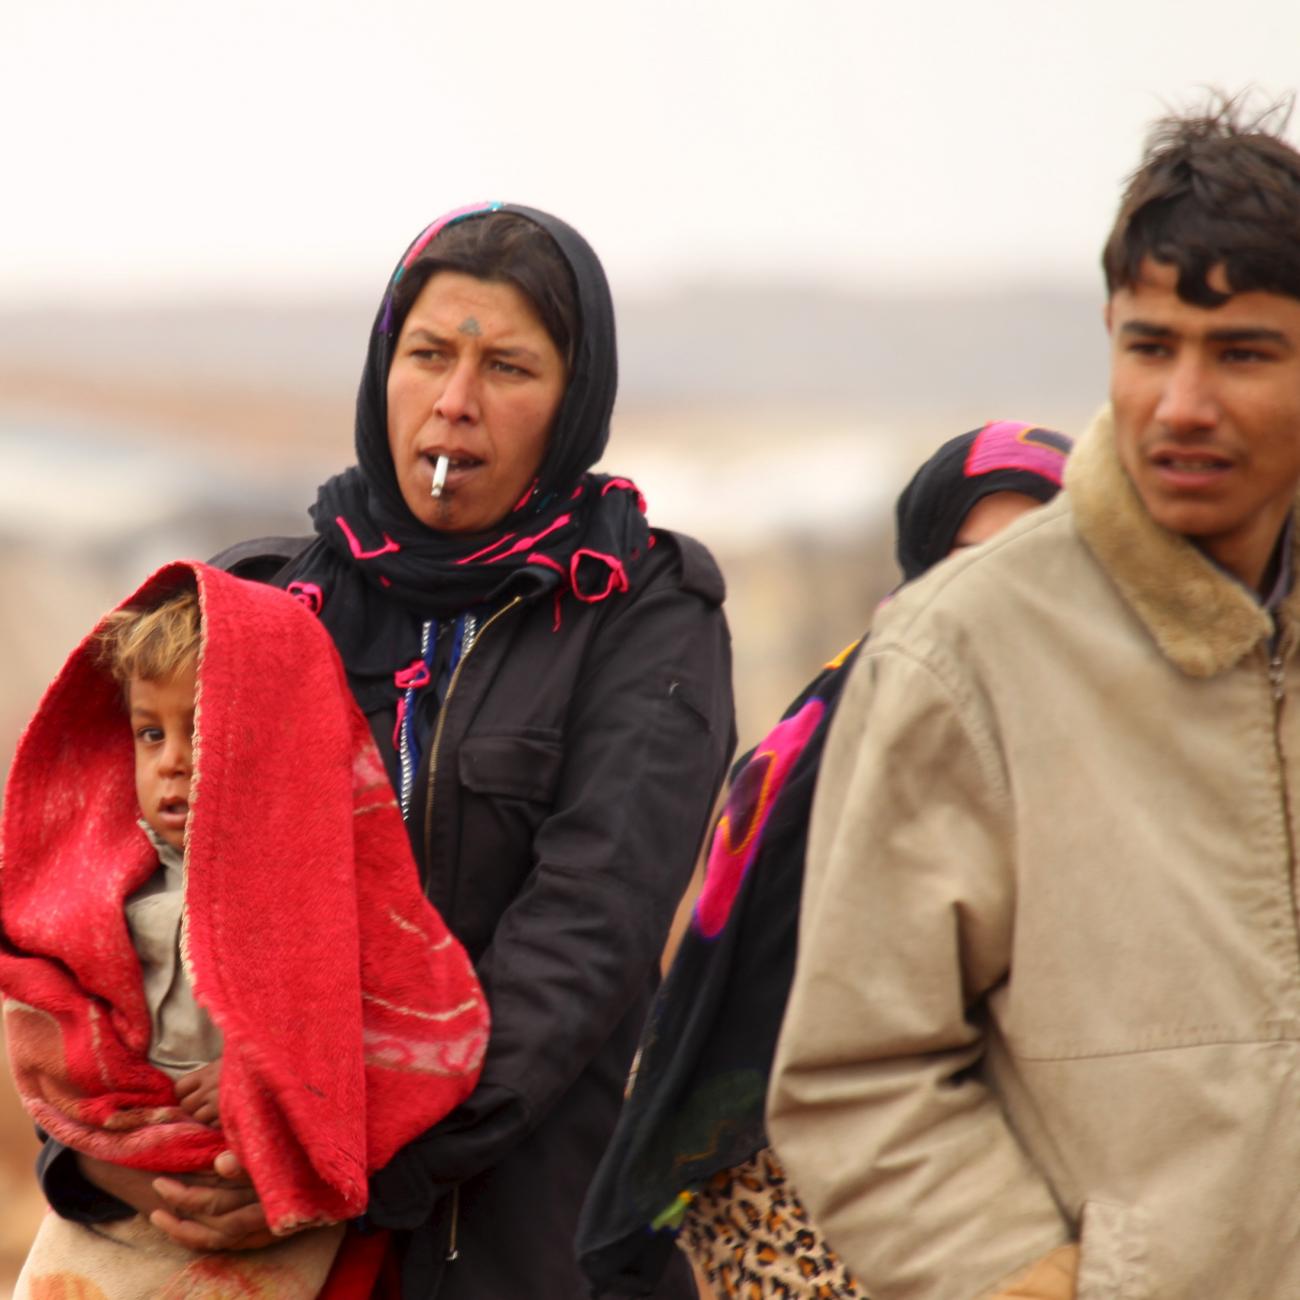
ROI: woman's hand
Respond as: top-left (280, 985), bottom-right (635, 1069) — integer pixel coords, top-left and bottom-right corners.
top-left (149, 1151), bottom-right (278, 1251)
top-left (76, 1152), bottom-right (178, 1217)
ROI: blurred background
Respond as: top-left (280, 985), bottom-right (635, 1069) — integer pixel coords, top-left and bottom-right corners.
top-left (2, 0), bottom-right (1298, 1285)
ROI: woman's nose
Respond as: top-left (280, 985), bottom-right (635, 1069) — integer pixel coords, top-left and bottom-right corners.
top-left (1155, 355), bottom-right (1218, 432)
top-left (434, 357), bottom-right (481, 424)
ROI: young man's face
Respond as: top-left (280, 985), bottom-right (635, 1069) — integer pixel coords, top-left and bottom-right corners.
top-left (1108, 257), bottom-right (1300, 590)
top-left (129, 663), bottom-right (196, 852)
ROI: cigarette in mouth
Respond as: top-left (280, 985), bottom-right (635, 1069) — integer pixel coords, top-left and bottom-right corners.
top-left (430, 454), bottom-right (450, 500)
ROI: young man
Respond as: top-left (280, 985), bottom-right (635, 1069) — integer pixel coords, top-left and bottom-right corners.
top-left (767, 99), bottom-right (1300, 1300)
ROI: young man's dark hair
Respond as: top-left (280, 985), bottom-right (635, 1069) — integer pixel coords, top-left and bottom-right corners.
top-left (1102, 92), bottom-right (1300, 307)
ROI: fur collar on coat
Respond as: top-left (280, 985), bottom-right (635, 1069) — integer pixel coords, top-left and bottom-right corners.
top-left (1067, 406), bottom-right (1299, 678)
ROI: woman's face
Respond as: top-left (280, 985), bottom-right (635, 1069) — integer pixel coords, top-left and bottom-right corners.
top-left (387, 271), bottom-right (567, 533)
top-left (950, 490), bottom-right (1045, 551)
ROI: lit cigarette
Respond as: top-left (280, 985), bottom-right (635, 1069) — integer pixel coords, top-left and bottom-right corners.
top-left (431, 454), bottom-right (450, 499)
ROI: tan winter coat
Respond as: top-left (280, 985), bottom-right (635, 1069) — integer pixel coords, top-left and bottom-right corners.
top-left (769, 408), bottom-right (1300, 1300)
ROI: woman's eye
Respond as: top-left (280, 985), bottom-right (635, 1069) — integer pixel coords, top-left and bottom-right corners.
top-left (489, 359), bottom-right (528, 376)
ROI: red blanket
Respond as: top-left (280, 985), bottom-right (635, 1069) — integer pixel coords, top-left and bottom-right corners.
top-left (0, 561), bottom-right (488, 1233)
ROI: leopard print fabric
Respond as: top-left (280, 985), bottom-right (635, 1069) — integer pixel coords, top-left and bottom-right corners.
top-left (677, 1147), bottom-right (867, 1298)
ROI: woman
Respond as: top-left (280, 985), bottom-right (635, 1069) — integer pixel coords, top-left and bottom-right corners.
top-left (38, 203), bottom-right (735, 1298)
top-left (577, 421), bottom-right (1073, 1300)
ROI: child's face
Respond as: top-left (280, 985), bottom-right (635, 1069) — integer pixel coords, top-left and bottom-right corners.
top-left (128, 663), bottom-right (197, 852)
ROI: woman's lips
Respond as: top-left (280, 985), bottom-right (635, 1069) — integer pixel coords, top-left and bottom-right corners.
top-left (420, 452), bottom-right (483, 492)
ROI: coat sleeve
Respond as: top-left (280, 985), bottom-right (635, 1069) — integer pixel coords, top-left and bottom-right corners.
top-left (367, 572), bottom-right (735, 1226)
top-left (34, 1133), bottom-right (135, 1223)
top-left (767, 639), bottom-right (1070, 1300)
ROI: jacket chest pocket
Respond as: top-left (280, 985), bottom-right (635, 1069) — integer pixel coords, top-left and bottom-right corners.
top-left (458, 732), bottom-right (564, 804)
top-left (455, 732), bottom-right (564, 947)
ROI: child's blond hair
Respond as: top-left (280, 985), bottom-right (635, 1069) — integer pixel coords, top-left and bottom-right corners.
top-left (97, 586), bottom-right (201, 687)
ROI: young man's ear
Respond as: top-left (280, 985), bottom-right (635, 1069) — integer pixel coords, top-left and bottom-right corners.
top-left (1102, 299), bottom-right (1113, 333)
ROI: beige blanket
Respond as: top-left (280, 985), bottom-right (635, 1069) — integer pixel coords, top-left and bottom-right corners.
top-left (16, 1211), bottom-right (344, 1300)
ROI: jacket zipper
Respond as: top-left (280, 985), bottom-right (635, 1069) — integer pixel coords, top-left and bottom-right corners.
top-left (1268, 624), bottom-right (1300, 958)
top-left (421, 595), bottom-right (522, 885)
top-left (446, 1185), bottom-right (461, 1261)
top-left (398, 619), bottom-right (435, 820)
top-left (417, 595), bottom-right (519, 1281)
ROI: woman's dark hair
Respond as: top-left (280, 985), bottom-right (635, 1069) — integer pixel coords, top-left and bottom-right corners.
top-left (1102, 92), bottom-right (1300, 306)
top-left (390, 211), bottom-right (580, 363)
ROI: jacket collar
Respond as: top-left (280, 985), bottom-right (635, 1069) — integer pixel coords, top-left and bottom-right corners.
top-left (1067, 406), bottom-right (1298, 677)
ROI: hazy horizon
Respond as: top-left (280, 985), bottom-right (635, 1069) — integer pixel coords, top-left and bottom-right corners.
top-left (6, 0), bottom-right (1300, 307)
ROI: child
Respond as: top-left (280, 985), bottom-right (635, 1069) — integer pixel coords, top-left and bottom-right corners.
top-left (1, 562), bottom-right (490, 1299)
top-left (107, 590), bottom-right (223, 1131)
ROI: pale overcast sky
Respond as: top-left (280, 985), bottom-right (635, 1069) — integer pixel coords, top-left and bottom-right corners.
top-left (4, 0), bottom-right (1299, 304)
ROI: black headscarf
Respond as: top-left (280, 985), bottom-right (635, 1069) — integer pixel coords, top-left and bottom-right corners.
top-left (894, 420), bottom-right (1073, 581)
top-left (577, 421), bottom-right (1073, 1298)
top-left (283, 203), bottom-right (649, 710)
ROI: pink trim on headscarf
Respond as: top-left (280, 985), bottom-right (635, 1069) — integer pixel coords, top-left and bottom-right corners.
top-left (456, 515), bottom-right (574, 566)
top-left (457, 533), bottom-right (519, 566)
top-left (400, 202), bottom-right (501, 275)
top-left (601, 477), bottom-right (647, 514)
top-left (570, 550), bottom-right (629, 603)
top-left (286, 582), bottom-right (323, 616)
top-left (335, 516), bottom-right (402, 561)
top-left (527, 554), bottom-right (566, 578)
top-left (523, 554), bottom-right (569, 630)
top-left (512, 479), bottom-right (539, 513)
top-left (963, 421), bottom-right (1069, 484)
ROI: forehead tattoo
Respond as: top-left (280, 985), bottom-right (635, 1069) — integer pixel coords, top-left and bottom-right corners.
top-left (458, 316), bottom-right (482, 337)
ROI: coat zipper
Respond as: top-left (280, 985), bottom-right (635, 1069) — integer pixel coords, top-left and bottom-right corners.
top-left (417, 595), bottom-right (519, 1280)
top-left (398, 619), bottom-right (435, 820)
top-left (421, 595), bottom-right (522, 885)
top-left (1268, 624), bottom-right (1300, 967)
top-left (446, 1185), bottom-right (461, 1261)
top-left (1271, 644), bottom-right (1291, 874)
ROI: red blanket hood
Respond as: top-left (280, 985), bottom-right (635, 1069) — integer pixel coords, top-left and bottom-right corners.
top-left (1, 561), bottom-right (488, 1233)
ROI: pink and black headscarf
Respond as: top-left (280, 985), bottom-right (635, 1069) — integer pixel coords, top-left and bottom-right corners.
top-left (285, 204), bottom-right (649, 703)
top-left (894, 420), bottom-right (1072, 582)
